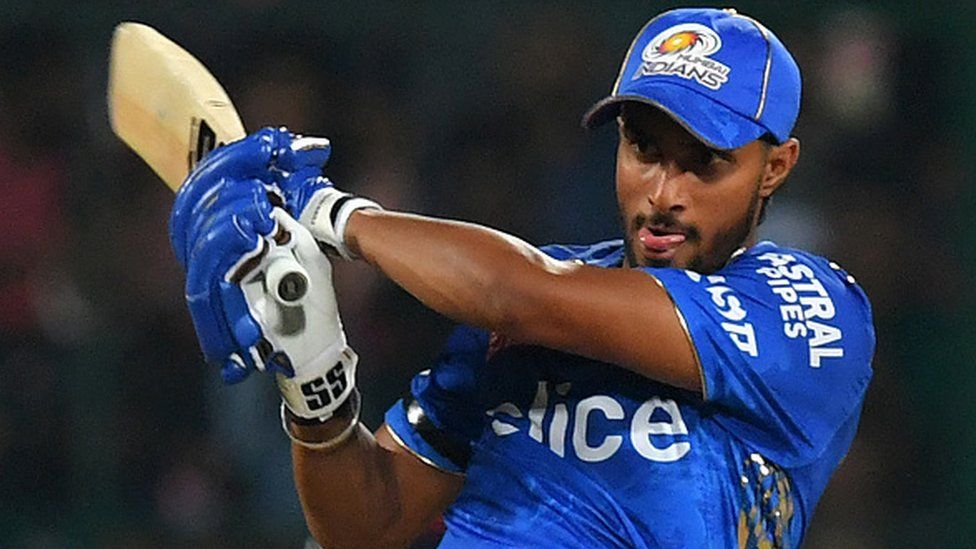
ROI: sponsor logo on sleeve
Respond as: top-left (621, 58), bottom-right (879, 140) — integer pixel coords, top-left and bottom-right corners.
top-left (684, 271), bottom-right (759, 358)
top-left (755, 253), bottom-right (844, 368)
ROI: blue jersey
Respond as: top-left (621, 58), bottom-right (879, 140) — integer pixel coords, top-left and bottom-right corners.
top-left (385, 240), bottom-right (874, 548)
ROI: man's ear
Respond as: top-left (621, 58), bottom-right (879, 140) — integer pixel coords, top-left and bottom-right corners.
top-left (760, 137), bottom-right (800, 198)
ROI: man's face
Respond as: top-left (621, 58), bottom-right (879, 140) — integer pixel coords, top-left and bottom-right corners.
top-left (616, 103), bottom-right (772, 273)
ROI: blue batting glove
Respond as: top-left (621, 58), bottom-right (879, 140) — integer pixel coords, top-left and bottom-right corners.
top-left (182, 179), bottom-right (278, 383)
top-left (170, 126), bottom-right (292, 268)
top-left (270, 135), bottom-right (382, 259)
top-left (270, 135), bottom-right (333, 218)
top-left (174, 176), bottom-right (359, 419)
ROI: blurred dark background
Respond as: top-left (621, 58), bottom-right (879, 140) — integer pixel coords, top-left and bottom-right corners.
top-left (0, 1), bottom-right (972, 547)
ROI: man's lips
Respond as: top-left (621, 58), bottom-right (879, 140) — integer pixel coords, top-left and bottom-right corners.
top-left (638, 227), bottom-right (686, 254)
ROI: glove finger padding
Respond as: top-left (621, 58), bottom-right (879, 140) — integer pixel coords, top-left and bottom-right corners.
top-left (274, 167), bottom-right (329, 220)
top-left (273, 135), bottom-right (332, 173)
top-left (170, 127), bottom-right (292, 266)
top-left (255, 131), bottom-right (383, 260)
top-left (266, 134), bottom-right (333, 220)
top-left (183, 180), bottom-right (276, 266)
top-left (185, 199), bottom-right (277, 382)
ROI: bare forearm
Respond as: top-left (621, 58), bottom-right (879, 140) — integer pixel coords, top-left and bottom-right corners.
top-left (345, 209), bottom-right (574, 338)
top-left (343, 208), bottom-right (701, 392)
top-left (292, 422), bottom-right (460, 548)
top-left (291, 422), bottom-right (400, 547)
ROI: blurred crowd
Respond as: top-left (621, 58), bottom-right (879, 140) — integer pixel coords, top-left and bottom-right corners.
top-left (0, 2), bottom-right (972, 547)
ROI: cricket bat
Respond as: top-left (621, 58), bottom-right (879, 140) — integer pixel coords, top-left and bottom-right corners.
top-left (108, 22), bottom-right (309, 304)
top-left (108, 22), bottom-right (246, 191)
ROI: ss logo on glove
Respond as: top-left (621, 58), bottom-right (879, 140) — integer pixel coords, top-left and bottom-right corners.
top-left (300, 362), bottom-right (349, 411)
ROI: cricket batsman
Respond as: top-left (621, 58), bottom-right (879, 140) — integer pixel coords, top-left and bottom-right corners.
top-left (168, 8), bottom-right (874, 547)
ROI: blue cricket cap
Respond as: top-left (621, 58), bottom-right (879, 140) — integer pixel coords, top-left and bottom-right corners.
top-left (583, 8), bottom-right (801, 150)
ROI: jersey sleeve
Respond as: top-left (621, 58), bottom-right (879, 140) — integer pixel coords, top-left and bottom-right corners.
top-left (645, 249), bottom-right (875, 467)
top-left (384, 325), bottom-right (490, 474)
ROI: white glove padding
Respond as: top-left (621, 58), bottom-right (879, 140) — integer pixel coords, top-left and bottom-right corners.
top-left (238, 209), bottom-right (357, 420)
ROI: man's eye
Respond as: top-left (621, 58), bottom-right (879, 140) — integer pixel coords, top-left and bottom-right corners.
top-left (632, 139), bottom-right (659, 158)
top-left (692, 146), bottom-right (731, 168)
top-left (686, 150), bottom-right (731, 179)
top-left (698, 149), bottom-right (720, 166)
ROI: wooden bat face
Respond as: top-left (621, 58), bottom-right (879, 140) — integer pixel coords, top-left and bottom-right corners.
top-left (108, 22), bottom-right (245, 192)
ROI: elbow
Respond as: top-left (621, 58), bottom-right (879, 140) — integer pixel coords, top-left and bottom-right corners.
top-left (305, 513), bottom-right (406, 549)
top-left (485, 286), bottom-right (520, 338)
top-left (299, 481), bottom-right (404, 548)
top-left (304, 516), bottom-right (355, 548)
top-left (306, 523), bottom-right (335, 549)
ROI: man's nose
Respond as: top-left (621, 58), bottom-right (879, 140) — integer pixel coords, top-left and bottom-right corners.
top-left (645, 164), bottom-right (688, 213)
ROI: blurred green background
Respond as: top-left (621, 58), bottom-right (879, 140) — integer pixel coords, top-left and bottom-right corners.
top-left (0, 1), bottom-right (972, 547)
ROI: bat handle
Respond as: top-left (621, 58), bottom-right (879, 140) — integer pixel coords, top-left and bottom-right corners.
top-left (265, 247), bottom-right (310, 305)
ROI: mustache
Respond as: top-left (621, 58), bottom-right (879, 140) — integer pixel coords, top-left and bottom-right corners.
top-left (631, 212), bottom-right (701, 242)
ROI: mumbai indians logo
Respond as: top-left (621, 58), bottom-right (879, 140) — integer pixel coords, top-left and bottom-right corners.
top-left (633, 23), bottom-right (731, 90)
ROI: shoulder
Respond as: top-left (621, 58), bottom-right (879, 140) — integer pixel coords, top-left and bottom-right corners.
top-left (658, 241), bottom-right (873, 325)
top-left (647, 241), bottom-right (875, 372)
top-left (731, 241), bottom-right (874, 329)
top-left (646, 242), bottom-right (874, 465)
top-left (539, 239), bottom-right (625, 267)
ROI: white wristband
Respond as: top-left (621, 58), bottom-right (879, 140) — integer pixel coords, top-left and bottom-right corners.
top-left (300, 187), bottom-right (381, 260)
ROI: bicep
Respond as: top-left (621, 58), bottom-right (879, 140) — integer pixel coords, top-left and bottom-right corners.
top-left (507, 265), bottom-right (702, 392)
top-left (374, 423), bottom-right (464, 542)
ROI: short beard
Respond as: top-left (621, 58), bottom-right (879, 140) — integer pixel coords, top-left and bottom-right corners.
top-left (695, 184), bottom-right (760, 272)
top-left (621, 179), bottom-right (761, 273)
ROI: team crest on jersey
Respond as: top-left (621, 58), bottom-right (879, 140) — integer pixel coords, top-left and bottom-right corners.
top-left (633, 23), bottom-right (731, 90)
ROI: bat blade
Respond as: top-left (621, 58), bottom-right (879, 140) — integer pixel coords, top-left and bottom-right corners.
top-left (108, 22), bottom-right (246, 192)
